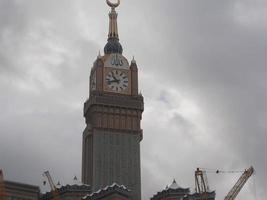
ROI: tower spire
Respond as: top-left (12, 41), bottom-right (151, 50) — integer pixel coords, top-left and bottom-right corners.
top-left (107, 0), bottom-right (120, 39)
top-left (104, 0), bottom-right (123, 54)
top-left (108, 8), bottom-right (119, 39)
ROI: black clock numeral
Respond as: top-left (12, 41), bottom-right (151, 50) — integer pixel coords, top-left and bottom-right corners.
top-left (106, 70), bottom-right (129, 92)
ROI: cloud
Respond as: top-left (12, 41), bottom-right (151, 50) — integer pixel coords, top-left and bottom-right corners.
top-left (0, 1), bottom-right (266, 200)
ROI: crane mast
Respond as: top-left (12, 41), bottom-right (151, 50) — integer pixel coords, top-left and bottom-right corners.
top-left (195, 168), bottom-right (209, 200)
top-left (224, 166), bottom-right (254, 200)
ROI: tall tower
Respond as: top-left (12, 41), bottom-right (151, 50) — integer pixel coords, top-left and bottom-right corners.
top-left (82, 1), bottom-right (144, 200)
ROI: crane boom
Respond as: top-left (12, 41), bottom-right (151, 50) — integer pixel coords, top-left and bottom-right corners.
top-left (224, 166), bottom-right (254, 200)
top-left (43, 171), bottom-right (60, 200)
top-left (43, 171), bottom-right (57, 191)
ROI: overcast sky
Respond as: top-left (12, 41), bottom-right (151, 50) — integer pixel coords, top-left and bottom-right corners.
top-left (0, 0), bottom-right (266, 200)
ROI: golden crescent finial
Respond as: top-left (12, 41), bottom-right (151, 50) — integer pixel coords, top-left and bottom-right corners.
top-left (106, 0), bottom-right (120, 8)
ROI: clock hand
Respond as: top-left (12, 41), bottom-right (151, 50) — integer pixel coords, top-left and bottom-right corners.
top-left (108, 80), bottom-right (119, 83)
top-left (111, 71), bottom-right (119, 81)
top-left (107, 79), bottom-right (120, 85)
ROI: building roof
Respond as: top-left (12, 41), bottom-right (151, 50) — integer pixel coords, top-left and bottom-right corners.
top-left (104, 39), bottom-right (123, 54)
top-left (5, 180), bottom-right (40, 193)
top-left (151, 180), bottom-right (190, 200)
top-left (40, 184), bottom-right (91, 200)
top-left (82, 183), bottom-right (131, 200)
top-left (167, 179), bottom-right (180, 189)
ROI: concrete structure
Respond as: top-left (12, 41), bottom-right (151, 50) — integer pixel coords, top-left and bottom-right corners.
top-left (81, 1), bottom-right (143, 200)
top-left (4, 181), bottom-right (40, 200)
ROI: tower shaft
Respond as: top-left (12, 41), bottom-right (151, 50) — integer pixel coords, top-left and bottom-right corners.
top-left (81, 2), bottom-right (143, 200)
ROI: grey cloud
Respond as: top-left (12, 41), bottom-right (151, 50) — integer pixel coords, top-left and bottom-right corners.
top-left (0, 1), bottom-right (266, 200)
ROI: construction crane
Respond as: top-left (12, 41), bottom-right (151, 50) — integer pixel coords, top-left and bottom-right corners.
top-left (0, 170), bottom-right (6, 200)
top-left (195, 168), bottom-right (209, 200)
top-left (224, 166), bottom-right (254, 200)
top-left (43, 171), bottom-right (60, 200)
top-left (194, 166), bottom-right (254, 200)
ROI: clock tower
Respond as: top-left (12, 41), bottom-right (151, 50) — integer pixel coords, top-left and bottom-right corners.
top-left (82, 1), bottom-right (144, 200)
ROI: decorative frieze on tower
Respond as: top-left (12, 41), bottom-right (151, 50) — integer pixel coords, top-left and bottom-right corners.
top-left (82, 1), bottom-right (144, 200)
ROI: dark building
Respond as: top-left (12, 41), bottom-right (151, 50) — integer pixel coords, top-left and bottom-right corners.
top-left (151, 180), bottom-right (190, 200)
top-left (81, 1), bottom-right (143, 200)
top-left (184, 192), bottom-right (216, 200)
top-left (150, 180), bottom-right (215, 200)
top-left (40, 184), bottom-right (91, 200)
top-left (4, 181), bottom-right (40, 200)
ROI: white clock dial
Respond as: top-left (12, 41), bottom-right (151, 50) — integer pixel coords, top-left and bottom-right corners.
top-left (106, 69), bottom-right (129, 92)
top-left (91, 72), bottom-right (96, 90)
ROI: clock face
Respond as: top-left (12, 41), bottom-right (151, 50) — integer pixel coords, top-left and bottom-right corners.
top-left (105, 69), bottom-right (129, 92)
top-left (91, 72), bottom-right (96, 90)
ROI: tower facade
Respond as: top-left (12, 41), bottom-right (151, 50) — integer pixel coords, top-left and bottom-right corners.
top-left (82, 2), bottom-right (144, 200)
